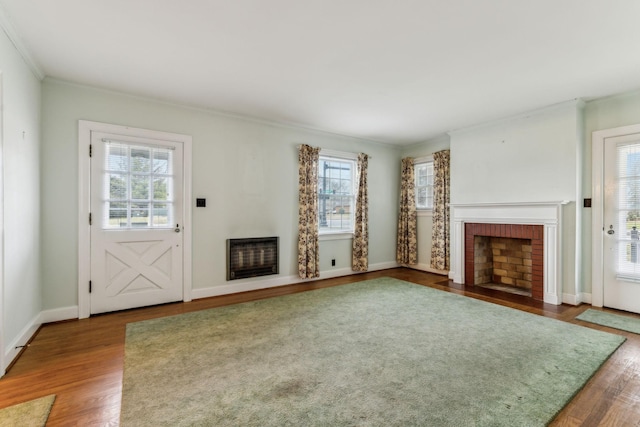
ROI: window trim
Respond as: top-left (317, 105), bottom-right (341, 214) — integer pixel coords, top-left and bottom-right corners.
top-left (414, 155), bottom-right (434, 211)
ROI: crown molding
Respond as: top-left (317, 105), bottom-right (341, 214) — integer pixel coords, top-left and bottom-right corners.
top-left (0, 3), bottom-right (44, 80)
top-left (447, 99), bottom-right (584, 137)
top-left (45, 77), bottom-right (403, 149)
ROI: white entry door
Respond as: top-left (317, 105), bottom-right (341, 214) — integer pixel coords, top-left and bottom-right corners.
top-left (90, 131), bottom-right (184, 314)
top-left (603, 132), bottom-right (640, 314)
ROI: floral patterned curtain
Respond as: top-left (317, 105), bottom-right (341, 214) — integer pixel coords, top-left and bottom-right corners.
top-left (298, 144), bottom-right (321, 278)
top-left (352, 153), bottom-right (369, 271)
top-left (397, 157), bottom-right (417, 265)
top-left (430, 149), bottom-right (450, 271)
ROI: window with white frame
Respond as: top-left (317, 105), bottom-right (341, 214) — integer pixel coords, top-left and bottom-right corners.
top-left (415, 157), bottom-right (434, 210)
top-left (318, 151), bottom-right (357, 235)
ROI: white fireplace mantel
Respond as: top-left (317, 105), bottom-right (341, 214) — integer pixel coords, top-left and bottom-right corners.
top-left (449, 201), bottom-right (570, 305)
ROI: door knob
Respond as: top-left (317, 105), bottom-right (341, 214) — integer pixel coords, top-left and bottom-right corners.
top-left (175, 224), bottom-right (181, 233)
top-left (607, 225), bottom-right (615, 235)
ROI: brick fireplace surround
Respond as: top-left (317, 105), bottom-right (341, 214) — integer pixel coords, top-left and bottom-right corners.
top-left (465, 223), bottom-right (544, 300)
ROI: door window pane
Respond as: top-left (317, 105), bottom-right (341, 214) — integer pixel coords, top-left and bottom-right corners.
top-left (616, 143), bottom-right (640, 280)
top-left (103, 141), bottom-right (174, 228)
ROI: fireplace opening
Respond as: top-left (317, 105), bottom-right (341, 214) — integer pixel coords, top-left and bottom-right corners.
top-left (227, 237), bottom-right (279, 280)
top-left (473, 236), bottom-right (532, 297)
top-left (465, 223), bottom-right (543, 300)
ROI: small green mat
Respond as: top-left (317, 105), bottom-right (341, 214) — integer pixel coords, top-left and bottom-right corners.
top-left (577, 308), bottom-right (640, 334)
top-left (0, 395), bottom-right (55, 427)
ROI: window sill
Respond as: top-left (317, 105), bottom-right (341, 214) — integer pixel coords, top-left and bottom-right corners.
top-left (319, 232), bottom-right (354, 241)
top-left (417, 209), bottom-right (433, 217)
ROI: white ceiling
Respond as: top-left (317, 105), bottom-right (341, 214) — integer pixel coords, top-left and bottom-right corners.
top-left (2, 0), bottom-right (640, 145)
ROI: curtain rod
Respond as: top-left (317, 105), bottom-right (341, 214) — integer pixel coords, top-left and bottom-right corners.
top-left (297, 145), bottom-right (371, 159)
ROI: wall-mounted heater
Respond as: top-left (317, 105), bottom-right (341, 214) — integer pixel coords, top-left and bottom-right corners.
top-left (226, 237), bottom-right (279, 280)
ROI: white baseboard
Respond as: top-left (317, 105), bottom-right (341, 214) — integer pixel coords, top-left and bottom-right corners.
top-left (3, 313), bottom-right (41, 372)
top-left (562, 293), bottom-right (579, 306)
top-left (39, 306), bottom-right (79, 324)
top-left (192, 261), bottom-right (400, 300)
top-left (580, 292), bottom-right (592, 305)
top-left (405, 263), bottom-right (449, 276)
top-left (561, 292), bottom-right (592, 306)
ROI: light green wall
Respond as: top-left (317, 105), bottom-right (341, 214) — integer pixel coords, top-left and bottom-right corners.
top-left (450, 104), bottom-right (580, 204)
top-left (40, 79), bottom-right (401, 310)
top-left (0, 30), bottom-right (42, 357)
top-left (581, 90), bottom-right (640, 294)
top-left (30, 66), bottom-right (640, 317)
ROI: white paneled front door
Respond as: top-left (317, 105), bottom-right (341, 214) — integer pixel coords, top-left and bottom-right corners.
top-left (89, 131), bottom-right (184, 315)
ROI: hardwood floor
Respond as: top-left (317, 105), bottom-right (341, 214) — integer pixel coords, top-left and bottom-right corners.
top-left (1, 268), bottom-right (639, 426)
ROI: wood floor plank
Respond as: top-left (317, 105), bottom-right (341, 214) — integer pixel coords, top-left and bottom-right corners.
top-left (1, 268), bottom-right (639, 425)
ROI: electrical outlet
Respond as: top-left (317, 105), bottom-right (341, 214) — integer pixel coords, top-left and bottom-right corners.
top-left (331, 259), bottom-right (336, 266)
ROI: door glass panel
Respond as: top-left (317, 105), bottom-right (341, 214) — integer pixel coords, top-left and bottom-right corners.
top-left (153, 151), bottom-right (171, 174)
top-left (103, 141), bottom-right (174, 229)
top-left (131, 148), bottom-right (151, 172)
top-left (131, 175), bottom-right (150, 200)
top-left (152, 203), bottom-right (169, 226)
top-left (616, 142), bottom-right (640, 281)
top-left (108, 173), bottom-right (128, 200)
top-left (153, 177), bottom-right (169, 200)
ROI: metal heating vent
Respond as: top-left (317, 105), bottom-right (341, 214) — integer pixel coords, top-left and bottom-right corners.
top-left (226, 237), bottom-right (279, 280)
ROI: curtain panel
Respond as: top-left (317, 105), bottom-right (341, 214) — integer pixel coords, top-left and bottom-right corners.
top-left (352, 153), bottom-right (369, 271)
top-left (430, 149), bottom-right (451, 271)
top-left (297, 144), bottom-right (321, 279)
top-left (397, 157), bottom-right (417, 265)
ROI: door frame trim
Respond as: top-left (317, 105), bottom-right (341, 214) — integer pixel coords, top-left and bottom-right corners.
top-left (592, 123), bottom-right (640, 308)
top-left (78, 120), bottom-right (193, 319)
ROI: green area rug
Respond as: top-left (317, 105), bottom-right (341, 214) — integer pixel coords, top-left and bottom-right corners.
top-left (121, 277), bottom-right (625, 426)
top-left (0, 395), bottom-right (55, 427)
top-left (577, 308), bottom-right (640, 334)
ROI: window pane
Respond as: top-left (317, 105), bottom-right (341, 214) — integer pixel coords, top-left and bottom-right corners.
top-left (107, 145), bottom-right (129, 172)
top-left (417, 187), bottom-right (427, 208)
top-left (131, 148), bottom-right (151, 173)
top-left (131, 175), bottom-right (150, 200)
top-left (153, 177), bottom-right (169, 201)
top-left (327, 178), bottom-right (339, 194)
top-left (152, 203), bottom-right (169, 226)
top-left (414, 161), bottom-right (434, 210)
top-left (131, 203), bottom-right (149, 226)
top-left (109, 202), bottom-right (128, 227)
top-left (416, 164), bottom-right (427, 186)
top-left (153, 151), bottom-right (171, 174)
top-left (108, 174), bottom-right (128, 200)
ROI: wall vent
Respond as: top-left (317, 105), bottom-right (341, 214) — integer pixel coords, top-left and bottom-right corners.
top-left (226, 237), bottom-right (279, 280)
